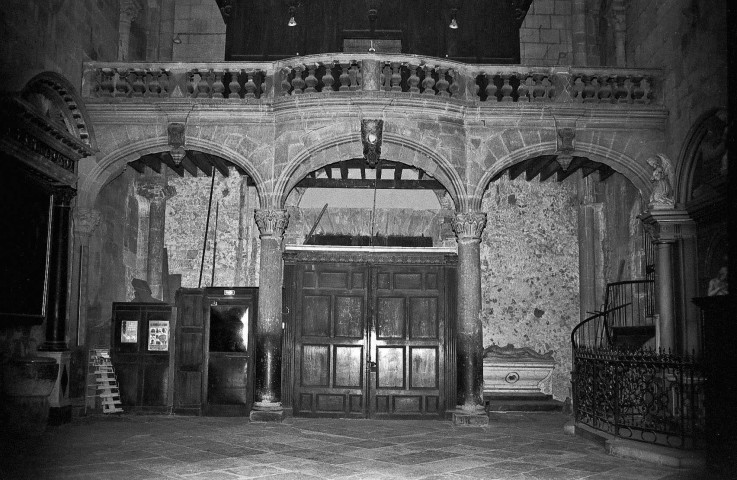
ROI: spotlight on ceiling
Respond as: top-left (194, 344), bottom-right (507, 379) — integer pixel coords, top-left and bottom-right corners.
top-left (449, 9), bottom-right (459, 29)
top-left (173, 33), bottom-right (182, 44)
top-left (288, 6), bottom-right (297, 26)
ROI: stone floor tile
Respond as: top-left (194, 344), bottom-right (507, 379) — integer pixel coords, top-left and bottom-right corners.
top-left (223, 464), bottom-right (291, 478)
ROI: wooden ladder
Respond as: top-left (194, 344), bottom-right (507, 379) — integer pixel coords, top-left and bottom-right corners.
top-left (89, 348), bottom-right (123, 414)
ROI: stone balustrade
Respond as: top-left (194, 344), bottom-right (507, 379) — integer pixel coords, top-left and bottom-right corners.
top-left (82, 54), bottom-right (660, 105)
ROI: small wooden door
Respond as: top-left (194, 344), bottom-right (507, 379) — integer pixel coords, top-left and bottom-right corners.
top-left (173, 288), bottom-right (207, 415)
top-left (287, 250), bottom-right (455, 418)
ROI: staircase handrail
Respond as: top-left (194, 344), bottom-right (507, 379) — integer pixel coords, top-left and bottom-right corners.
top-left (571, 303), bottom-right (630, 350)
top-left (603, 279), bottom-right (655, 329)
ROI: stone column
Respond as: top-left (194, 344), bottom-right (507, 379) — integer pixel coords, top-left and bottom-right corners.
top-left (71, 208), bottom-right (101, 347)
top-left (137, 178), bottom-right (176, 301)
top-left (251, 209), bottom-right (289, 422)
top-left (451, 211), bottom-right (489, 425)
top-left (577, 174), bottom-right (604, 321)
top-left (37, 187), bottom-right (75, 425)
top-left (118, 0), bottom-right (142, 61)
top-left (639, 210), bottom-right (697, 352)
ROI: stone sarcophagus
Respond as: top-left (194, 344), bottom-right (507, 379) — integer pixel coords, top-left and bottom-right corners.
top-left (482, 344), bottom-right (556, 396)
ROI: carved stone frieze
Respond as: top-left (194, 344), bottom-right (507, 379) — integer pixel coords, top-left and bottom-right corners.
top-left (73, 208), bottom-right (101, 236)
top-left (255, 209), bottom-right (289, 238)
top-left (136, 181), bottom-right (176, 202)
top-left (282, 249), bottom-right (458, 265)
top-left (452, 211), bottom-right (487, 240)
top-left (4, 126), bottom-right (76, 173)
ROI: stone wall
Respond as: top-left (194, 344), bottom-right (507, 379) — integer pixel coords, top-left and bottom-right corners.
top-left (166, 171), bottom-right (260, 288)
top-left (480, 175), bottom-right (580, 400)
top-left (625, 0), bottom-right (728, 162)
top-left (0, 0), bottom-right (119, 91)
top-left (519, 0), bottom-right (573, 65)
top-left (171, 0), bottom-right (226, 61)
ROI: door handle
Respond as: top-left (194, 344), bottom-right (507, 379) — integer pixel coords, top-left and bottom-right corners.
top-left (369, 361), bottom-right (377, 372)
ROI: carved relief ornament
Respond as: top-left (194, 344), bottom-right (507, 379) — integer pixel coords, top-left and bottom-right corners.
top-left (136, 181), bottom-right (176, 202)
top-left (73, 208), bottom-right (101, 238)
top-left (451, 211), bottom-right (487, 240)
top-left (255, 209), bottom-right (290, 238)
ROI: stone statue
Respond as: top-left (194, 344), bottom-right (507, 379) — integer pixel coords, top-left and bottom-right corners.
top-left (707, 266), bottom-right (728, 296)
top-left (483, 343), bottom-right (555, 361)
top-left (647, 153), bottom-right (675, 209)
top-left (132, 278), bottom-right (161, 302)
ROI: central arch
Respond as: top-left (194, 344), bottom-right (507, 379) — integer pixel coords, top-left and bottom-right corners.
top-left (274, 131), bottom-right (468, 212)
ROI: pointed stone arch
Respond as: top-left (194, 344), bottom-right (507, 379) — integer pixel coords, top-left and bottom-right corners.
top-left (21, 71), bottom-right (97, 150)
top-left (273, 130), bottom-right (468, 212)
top-left (77, 136), bottom-right (267, 209)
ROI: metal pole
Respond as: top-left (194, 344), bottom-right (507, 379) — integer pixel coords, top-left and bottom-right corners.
top-left (210, 201), bottom-right (219, 287)
top-left (198, 172), bottom-right (216, 288)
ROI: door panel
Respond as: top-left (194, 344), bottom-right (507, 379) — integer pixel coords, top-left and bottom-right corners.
top-left (290, 259), bottom-right (449, 418)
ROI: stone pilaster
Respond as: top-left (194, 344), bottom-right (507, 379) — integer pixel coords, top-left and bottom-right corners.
top-left (118, 0), bottom-right (142, 61)
top-left (450, 211), bottom-right (488, 425)
top-left (137, 179), bottom-right (176, 301)
top-left (577, 174), bottom-right (604, 322)
top-left (251, 209), bottom-right (289, 422)
top-left (639, 210), bottom-right (697, 352)
top-left (71, 208), bottom-right (101, 347)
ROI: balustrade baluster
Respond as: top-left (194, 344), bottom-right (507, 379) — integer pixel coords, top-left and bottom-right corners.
top-left (381, 63), bottom-right (391, 91)
top-left (115, 69), bottom-right (131, 98)
top-left (281, 67), bottom-right (293, 96)
top-left (572, 75), bottom-right (584, 102)
top-left (321, 62), bottom-right (335, 93)
top-left (517, 74), bottom-right (531, 102)
top-left (581, 75), bottom-right (597, 103)
top-left (227, 69), bottom-right (241, 99)
top-left (130, 70), bottom-right (145, 97)
top-left (304, 64), bottom-right (318, 93)
top-left (500, 74), bottom-right (513, 102)
top-left (349, 62), bottom-right (360, 91)
top-left (291, 65), bottom-right (306, 94)
top-left (144, 70), bottom-right (159, 97)
top-left (639, 76), bottom-right (653, 104)
top-left (484, 73), bottom-right (498, 101)
top-left (533, 74), bottom-right (550, 102)
top-left (631, 75), bottom-right (645, 104)
top-left (407, 64), bottom-right (421, 94)
top-left (391, 62), bottom-right (402, 92)
top-left (597, 75), bottom-right (612, 103)
top-left (436, 67), bottom-right (450, 97)
top-left (158, 70), bottom-right (170, 97)
top-left (244, 71), bottom-right (259, 98)
top-left (195, 70), bottom-right (213, 98)
top-left (98, 68), bottom-right (115, 97)
top-left (212, 71), bottom-right (225, 98)
top-left (448, 69), bottom-right (459, 98)
top-left (338, 63), bottom-right (351, 91)
top-left (613, 75), bottom-right (629, 103)
top-left (187, 71), bottom-right (196, 97)
top-left (422, 66), bottom-right (436, 95)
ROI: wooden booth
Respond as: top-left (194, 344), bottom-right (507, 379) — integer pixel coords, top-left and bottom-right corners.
top-left (173, 287), bottom-right (258, 416)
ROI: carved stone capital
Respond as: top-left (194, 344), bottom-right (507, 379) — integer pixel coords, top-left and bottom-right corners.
top-left (120, 0), bottom-right (143, 24)
top-left (639, 209), bottom-right (696, 243)
top-left (255, 209), bottom-right (289, 238)
top-left (452, 211), bottom-right (487, 240)
top-left (73, 208), bottom-right (101, 238)
top-left (51, 185), bottom-right (77, 204)
top-left (137, 181), bottom-right (176, 202)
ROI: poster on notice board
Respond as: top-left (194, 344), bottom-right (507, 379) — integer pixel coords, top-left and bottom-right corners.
top-left (148, 320), bottom-right (169, 351)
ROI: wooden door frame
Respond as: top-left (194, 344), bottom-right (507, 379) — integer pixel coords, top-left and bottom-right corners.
top-left (282, 245), bottom-right (458, 418)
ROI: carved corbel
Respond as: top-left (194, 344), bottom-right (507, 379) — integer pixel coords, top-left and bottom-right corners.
top-left (556, 126), bottom-right (576, 171)
top-left (167, 122), bottom-right (186, 165)
top-left (73, 208), bottom-right (101, 242)
top-left (361, 119), bottom-right (384, 167)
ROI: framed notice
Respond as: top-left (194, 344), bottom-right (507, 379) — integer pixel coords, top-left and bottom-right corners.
top-left (121, 320), bottom-right (138, 343)
top-left (148, 320), bottom-right (170, 351)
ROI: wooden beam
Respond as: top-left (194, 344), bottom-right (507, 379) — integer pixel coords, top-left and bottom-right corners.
top-left (128, 160), bottom-right (146, 174)
top-left (556, 156), bottom-right (586, 182)
top-left (203, 152), bottom-right (230, 177)
top-left (159, 152), bottom-right (186, 177)
top-left (526, 156), bottom-right (554, 181)
top-left (598, 164), bottom-right (616, 182)
top-left (296, 178), bottom-right (444, 189)
top-left (339, 161), bottom-right (349, 180)
top-left (360, 165), bottom-right (366, 180)
top-left (179, 155), bottom-right (199, 177)
top-left (538, 158), bottom-right (561, 182)
top-left (376, 165), bottom-right (382, 180)
top-left (417, 169), bottom-right (424, 181)
top-left (139, 154), bottom-right (162, 174)
top-left (189, 151), bottom-right (213, 176)
top-left (394, 166), bottom-right (403, 180)
top-left (508, 159), bottom-right (530, 180)
top-left (324, 166), bottom-right (332, 179)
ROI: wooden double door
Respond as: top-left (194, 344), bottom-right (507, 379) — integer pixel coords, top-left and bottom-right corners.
top-left (284, 252), bottom-right (457, 418)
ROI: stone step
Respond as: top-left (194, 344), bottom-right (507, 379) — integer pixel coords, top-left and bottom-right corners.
top-left (485, 394), bottom-right (564, 412)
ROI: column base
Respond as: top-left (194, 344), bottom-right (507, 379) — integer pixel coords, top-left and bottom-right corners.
top-left (35, 350), bottom-right (71, 424)
top-left (249, 401), bottom-right (286, 423)
top-left (451, 404), bottom-right (489, 426)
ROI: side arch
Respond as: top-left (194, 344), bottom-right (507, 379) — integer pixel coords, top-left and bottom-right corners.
top-left (470, 140), bottom-right (652, 210)
top-left (273, 131), bottom-right (468, 211)
top-left (77, 136), bottom-right (268, 209)
top-left (21, 71), bottom-right (97, 150)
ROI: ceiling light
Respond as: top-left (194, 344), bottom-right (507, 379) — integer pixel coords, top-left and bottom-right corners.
top-left (449, 9), bottom-right (459, 29)
top-left (288, 6), bottom-right (297, 26)
top-left (173, 33), bottom-right (182, 44)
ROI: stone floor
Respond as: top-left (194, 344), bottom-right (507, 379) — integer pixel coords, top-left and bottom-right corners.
top-left (0, 412), bottom-right (711, 479)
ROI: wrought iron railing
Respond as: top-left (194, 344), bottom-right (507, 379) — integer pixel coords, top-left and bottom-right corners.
top-left (572, 347), bottom-right (705, 449)
top-left (604, 280), bottom-right (655, 329)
